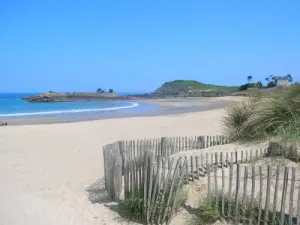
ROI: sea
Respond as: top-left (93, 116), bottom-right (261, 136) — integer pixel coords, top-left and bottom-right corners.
top-left (0, 93), bottom-right (141, 118)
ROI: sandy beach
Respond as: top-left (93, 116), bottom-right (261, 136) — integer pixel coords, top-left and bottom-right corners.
top-left (0, 97), bottom-right (242, 225)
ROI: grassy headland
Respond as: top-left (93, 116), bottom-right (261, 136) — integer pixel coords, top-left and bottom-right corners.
top-left (154, 80), bottom-right (238, 95)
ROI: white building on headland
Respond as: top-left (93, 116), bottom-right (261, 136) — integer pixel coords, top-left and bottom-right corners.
top-left (276, 77), bottom-right (292, 87)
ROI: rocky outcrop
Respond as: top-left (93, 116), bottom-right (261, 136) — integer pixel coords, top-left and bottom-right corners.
top-left (23, 92), bottom-right (132, 103)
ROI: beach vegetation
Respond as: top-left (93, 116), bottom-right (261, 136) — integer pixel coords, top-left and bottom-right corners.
top-left (188, 192), bottom-right (261, 225)
top-left (118, 182), bottom-right (188, 223)
top-left (223, 85), bottom-right (300, 160)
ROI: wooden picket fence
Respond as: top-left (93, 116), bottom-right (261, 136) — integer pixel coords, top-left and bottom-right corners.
top-left (102, 136), bottom-right (300, 225)
top-left (103, 135), bottom-right (230, 201)
top-left (206, 163), bottom-right (300, 225)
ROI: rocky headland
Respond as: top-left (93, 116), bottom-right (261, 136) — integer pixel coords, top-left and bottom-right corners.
top-left (23, 92), bottom-right (132, 102)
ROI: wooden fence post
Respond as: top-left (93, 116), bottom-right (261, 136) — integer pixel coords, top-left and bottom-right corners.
top-left (280, 167), bottom-right (289, 225)
top-left (234, 164), bottom-right (240, 223)
top-left (207, 164), bottom-right (211, 204)
top-left (242, 166), bottom-right (248, 224)
top-left (214, 165), bottom-right (218, 206)
top-left (288, 168), bottom-right (295, 225)
top-left (297, 176), bottom-right (300, 225)
top-left (264, 165), bottom-right (271, 225)
top-left (258, 166), bottom-right (263, 225)
top-left (228, 163), bottom-right (233, 218)
top-left (221, 168), bottom-right (225, 217)
top-left (272, 166), bottom-right (280, 224)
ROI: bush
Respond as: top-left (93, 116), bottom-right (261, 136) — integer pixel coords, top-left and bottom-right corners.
top-left (256, 81), bottom-right (263, 88)
top-left (267, 81), bottom-right (276, 88)
top-left (239, 83), bottom-right (256, 91)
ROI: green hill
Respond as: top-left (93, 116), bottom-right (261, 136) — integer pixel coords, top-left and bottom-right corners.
top-left (154, 80), bottom-right (238, 94)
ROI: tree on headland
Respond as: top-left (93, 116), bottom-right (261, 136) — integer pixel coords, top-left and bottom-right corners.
top-left (265, 77), bottom-right (269, 82)
top-left (256, 81), bottom-right (263, 88)
top-left (286, 74), bottom-right (293, 82)
top-left (108, 89), bottom-right (114, 93)
top-left (247, 75), bottom-right (253, 83)
top-left (96, 88), bottom-right (105, 93)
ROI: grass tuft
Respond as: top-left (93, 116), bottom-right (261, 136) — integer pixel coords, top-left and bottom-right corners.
top-left (118, 182), bottom-right (188, 224)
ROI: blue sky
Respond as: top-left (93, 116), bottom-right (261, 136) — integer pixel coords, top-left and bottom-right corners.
top-left (0, 0), bottom-right (299, 93)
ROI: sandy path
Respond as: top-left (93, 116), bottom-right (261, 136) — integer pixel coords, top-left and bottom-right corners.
top-left (0, 109), bottom-right (226, 225)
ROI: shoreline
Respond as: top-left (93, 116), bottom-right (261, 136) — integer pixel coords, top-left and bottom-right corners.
top-left (1, 97), bottom-right (243, 126)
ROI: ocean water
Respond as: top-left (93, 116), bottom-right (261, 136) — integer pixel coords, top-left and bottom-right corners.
top-left (0, 93), bottom-right (139, 117)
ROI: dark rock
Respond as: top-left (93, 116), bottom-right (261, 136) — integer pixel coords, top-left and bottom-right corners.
top-left (0, 121), bottom-right (7, 126)
top-left (23, 92), bottom-right (132, 103)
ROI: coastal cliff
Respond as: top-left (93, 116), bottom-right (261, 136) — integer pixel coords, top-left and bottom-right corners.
top-left (24, 92), bottom-right (132, 102)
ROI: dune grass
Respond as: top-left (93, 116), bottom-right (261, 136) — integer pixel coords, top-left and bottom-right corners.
top-left (223, 85), bottom-right (300, 160)
top-left (223, 85), bottom-right (300, 141)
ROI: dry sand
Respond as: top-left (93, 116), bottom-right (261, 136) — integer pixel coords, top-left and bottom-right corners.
top-left (0, 102), bottom-right (229, 225)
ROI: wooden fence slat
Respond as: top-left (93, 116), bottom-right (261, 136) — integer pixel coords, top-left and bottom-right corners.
top-left (288, 168), bottom-right (295, 225)
top-left (228, 163), bottom-right (233, 218)
top-left (162, 158), bottom-right (182, 223)
top-left (214, 165), bottom-right (218, 205)
top-left (160, 157), bottom-right (166, 189)
top-left (206, 153), bottom-right (209, 170)
top-left (220, 152), bottom-right (224, 169)
top-left (133, 159), bottom-right (137, 192)
top-left (207, 164), bottom-right (211, 204)
top-left (234, 164), bottom-right (240, 223)
top-left (258, 166), bottom-right (263, 225)
top-left (226, 152), bottom-right (229, 167)
top-left (157, 158), bottom-right (176, 224)
top-left (241, 150), bottom-right (244, 163)
top-left (167, 158), bottom-right (187, 225)
top-left (250, 165), bottom-right (255, 213)
top-left (280, 167), bottom-right (289, 225)
top-left (222, 168), bottom-right (225, 217)
top-left (190, 155), bottom-right (194, 181)
top-left (297, 176), bottom-right (300, 225)
top-left (185, 156), bottom-right (189, 183)
top-left (206, 136), bottom-right (209, 148)
top-left (146, 153), bottom-right (154, 224)
top-left (272, 166), bottom-right (280, 224)
top-left (264, 165), bottom-right (271, 225)
top-left (201, 154), bottom-right (204, 174)
top-left (242, 166), bottom-right (248, 224)
top-left (150, 156), bottom-right (162, 219)
top-left (215, 152), bottom-right (219, 168)
top-left (196, 156), bottom-right (199, 179)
